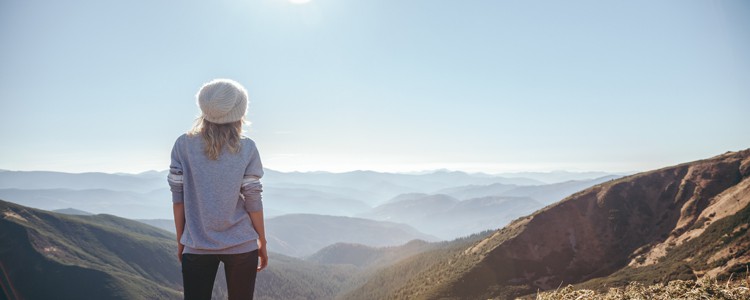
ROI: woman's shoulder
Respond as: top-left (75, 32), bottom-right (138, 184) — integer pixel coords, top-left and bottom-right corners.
top-left (172, 133), bottom-right (187, 144)
top-left (174, 133), bottom-right (197, 143)
top-left (173, 133), bottom-right (205, 150)
top-left (240, 135), bottom-right (260, 150)
top-left (240, 135), bottom-right (257, 145)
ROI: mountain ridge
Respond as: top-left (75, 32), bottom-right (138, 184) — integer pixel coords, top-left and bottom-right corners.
top-left (0, 169), bottom-right (620, 222)
top-left (266, 213), bottom-right (439, 257)
top-left (344, 149), bottom-right (750, 299)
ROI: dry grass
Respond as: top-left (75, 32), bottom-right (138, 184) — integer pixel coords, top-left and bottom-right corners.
top-left (534, 276), bottom-right (750, 300)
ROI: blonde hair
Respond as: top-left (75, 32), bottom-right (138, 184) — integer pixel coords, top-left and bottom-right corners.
top-left (189, 116), bottom-right (244, 160)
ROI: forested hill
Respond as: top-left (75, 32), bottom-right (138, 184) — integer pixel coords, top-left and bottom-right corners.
top-left (0, 199), bottom-right (360, 300)
top-left (0, 199), bottom-right (182, 299)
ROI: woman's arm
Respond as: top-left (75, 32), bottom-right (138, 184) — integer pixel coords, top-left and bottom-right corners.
top-left (168, 137), bottom-right (186, 262)
top-left (242, 142), bottom-right (266, 270)
top-left (248, 210), bottom-right (267, 271)
top-left (173, 203), bottom-right (186, 262)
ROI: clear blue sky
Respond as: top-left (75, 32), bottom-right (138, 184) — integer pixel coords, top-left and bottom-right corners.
top-left (1, 0), bottom-right (748, 174)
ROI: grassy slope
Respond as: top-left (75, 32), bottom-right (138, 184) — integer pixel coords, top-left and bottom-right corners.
top-left (340, 230), bottom-right (497, 300)
top-left (436, 151), bottom-right (750, 299)
top-left (535, 278), bottom-right (750, 300)
top-left (256, 253), bottom-right (359, 300)
top-left (306, 239), bottom-right (433, 269)
top-left (574, 199), bottom-right (750, 290)
top-left (0, 199), bottom-right (182, 299)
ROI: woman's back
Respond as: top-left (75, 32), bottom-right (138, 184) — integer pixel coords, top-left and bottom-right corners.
top-left (171, 133), bottom-right (263, 252)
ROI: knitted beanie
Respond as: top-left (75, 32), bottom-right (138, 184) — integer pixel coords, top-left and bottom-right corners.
top-left (196, 79), bottom-right (248, 124)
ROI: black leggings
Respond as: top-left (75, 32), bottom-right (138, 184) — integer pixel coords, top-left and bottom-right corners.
top-left (181, 250), bottom-right (259, 300)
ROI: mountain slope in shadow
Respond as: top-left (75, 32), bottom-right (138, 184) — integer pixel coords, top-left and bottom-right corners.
top-left (0, 199), bottom-right (182, 299)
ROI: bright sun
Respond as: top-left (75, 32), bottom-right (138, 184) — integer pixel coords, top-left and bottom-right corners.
top-left (289, 0), bottom-right (311, 4)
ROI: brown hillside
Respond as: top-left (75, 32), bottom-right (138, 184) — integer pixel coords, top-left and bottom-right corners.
top-left (388, 149), bottom-right (750, 299)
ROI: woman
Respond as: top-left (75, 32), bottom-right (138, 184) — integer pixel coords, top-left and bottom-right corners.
top-left (168, 79), bottom-right (268, 300)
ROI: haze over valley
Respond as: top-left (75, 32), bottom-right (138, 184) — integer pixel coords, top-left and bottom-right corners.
top-left (0, 168), bottom-right (621, 244)
top-left (2, 149), bottom-right (749, 299)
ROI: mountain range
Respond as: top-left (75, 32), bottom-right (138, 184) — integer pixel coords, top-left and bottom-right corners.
top-left (0, 149), bottom-right (747, 299)
top-left (0, 169), bottom-right (618, 241)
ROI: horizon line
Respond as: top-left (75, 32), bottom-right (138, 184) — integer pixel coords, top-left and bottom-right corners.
top-left (0, 167), bottom-right (637, 176)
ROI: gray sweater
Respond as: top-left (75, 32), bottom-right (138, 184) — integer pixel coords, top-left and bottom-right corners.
top-left (168, 133), bottom-right (264, 254)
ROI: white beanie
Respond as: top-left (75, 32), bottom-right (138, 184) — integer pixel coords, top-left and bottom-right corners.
top-left (196, 79), bottom-right (248, 124)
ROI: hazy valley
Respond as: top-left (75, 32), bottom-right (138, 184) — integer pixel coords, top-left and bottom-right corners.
top-left (0, 168), bottom-right (619, 243)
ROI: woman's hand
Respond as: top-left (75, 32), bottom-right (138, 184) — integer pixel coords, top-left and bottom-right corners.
top-left (257, 239), bottom-right (268, 272)
top-left (173, 203), bottom-right (186, 263)
top-left (248, 210), bottom-right (268, 272)
top-left (177, 243), bottom-right (184, 263)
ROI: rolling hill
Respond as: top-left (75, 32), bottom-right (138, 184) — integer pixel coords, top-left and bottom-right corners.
top-left (254, 253), bottom-right (359, 300)
top-left (360, 194), bottom-right (543, 239)
top-left (306, 239), bottom-right (433, 269)
top-left (266, 214), bottom-right (438, 257)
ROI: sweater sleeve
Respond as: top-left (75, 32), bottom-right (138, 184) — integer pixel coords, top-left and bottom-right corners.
top-left (168, 137), bottom-right (185, 204)
top-left (241, 142), bottom-right (264, 212)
